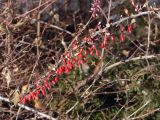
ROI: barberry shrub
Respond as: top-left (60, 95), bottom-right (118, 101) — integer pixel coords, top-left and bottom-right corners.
top-left (20, 0), bottom-right (135, 104)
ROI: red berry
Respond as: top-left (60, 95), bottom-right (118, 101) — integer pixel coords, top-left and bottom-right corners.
top-left (120, 34), bottom-right (125, 42)
top-left (100, 43), bottom-right (105, 48)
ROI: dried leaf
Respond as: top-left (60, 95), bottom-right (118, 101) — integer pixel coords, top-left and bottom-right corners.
top-left (33, 38), bottom-right (42, 46)
top-left (21, 84), bottom-right (29, 94)
top-left (14, 20), bottom-right (24, 27)
top-left (122, 50), bottom-right (129, 57)
top-left (81, 63), bottom-right (89, 74)
top-left (2, 67), bottom-right (11, 88)
top-left (124, 8), bottom-right (129, 15)
top-left (48, 64), bottom-right (56, 71)
top-left (34, 99), bottom-right (43, 109)
top-left (11, 90), bottom-right (20, 105)
top-left (13, 64), bottom-right (19, 72)
top-left (131, 18), bottom-right (136, 24)
top-left (0, 24), bottom-right (6, 33)
top-left (53, 13), bottom-right (59, 23)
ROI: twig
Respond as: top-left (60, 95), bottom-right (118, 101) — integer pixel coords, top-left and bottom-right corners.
top-left (15, 106), bottom-right (21, 120)
top-left (100, 0), bottom-right (112, 74)
top-left (146, 3), bottom-right (151, 56)
top-left (27, 52), bottom-right (41, 88)
top-left (130, 108), bottom-right (160, 120)
top-left (127, 100), bottom-right (151, 119)
top-left (104, 54), bottom-right (160, 72)
top-left (112, 106), bottom-right (125, 120)
top-left (66, 101), bottom-right (79, 114)
top-left (92, 11), bottom-right (155, 38)
top-left (36, 0), bottom-right (42, 59)
top-left (39, 21), bottom-right (74, 36)
top-left (16, 0), bottom-right (55, 18)
top-left (0, 95), bottom-right (56, 120)
top-left (145, 2), bottom-right (152, 68)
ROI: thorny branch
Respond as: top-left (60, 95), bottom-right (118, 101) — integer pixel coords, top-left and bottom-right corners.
top-left (0, 96), bottom-right (56, 120)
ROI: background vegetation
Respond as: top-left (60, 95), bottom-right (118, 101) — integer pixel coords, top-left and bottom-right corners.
top-left (0, 0), bottom-right (160, 119)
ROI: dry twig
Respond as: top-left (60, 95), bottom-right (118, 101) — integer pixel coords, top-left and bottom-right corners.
top-left (0, 95), bottom-right (56, 120)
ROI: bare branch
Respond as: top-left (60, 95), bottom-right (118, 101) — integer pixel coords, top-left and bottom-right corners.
top-left (0, 96), bottom-right (57, 120)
